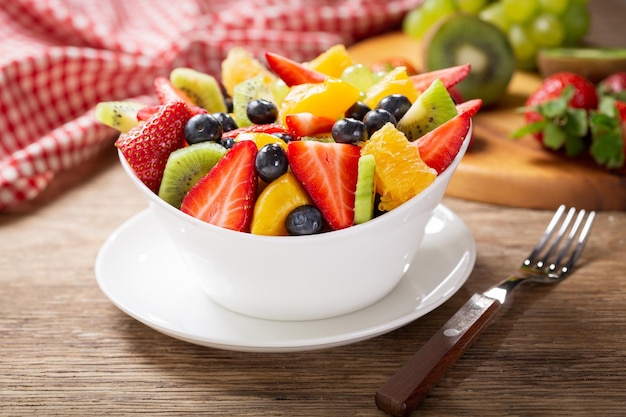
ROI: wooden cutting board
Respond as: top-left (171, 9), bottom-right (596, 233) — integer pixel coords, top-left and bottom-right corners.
top-left (348, 32), bottom-right (626, 211)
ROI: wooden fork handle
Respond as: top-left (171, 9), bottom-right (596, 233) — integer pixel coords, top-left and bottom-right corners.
top-left (375, 294), bottom-right (502, 417)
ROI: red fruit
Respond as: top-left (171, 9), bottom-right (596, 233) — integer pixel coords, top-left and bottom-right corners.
top-left (410, 64), bottom-right (471, 93)
top-left (221, 123), bottom-right (289, 140)
top-left (265, 51), bottom-right (328, 86)
top-left (455, 98), bottom-right (483, 118)
top-left (616, 100), bottom-right (626, 156)
top-left (137, 104), bottom-right (206, 122)
top-left (287, 141), bottom-right (360, 230)
top-left (181, 140), bottom-right (258, 232)
top-left (597, 72), bottom-right (626, 100)
top-left (414, 111), bottom-right (471, 174)
top-left (285, 113), bottom-right (336, 139)
top-left (154, 76), bottom-right (195, 105)
top-left (525, 71), bottom-right (598, 130)
top-left (115, 101), bottom-right (188, 193)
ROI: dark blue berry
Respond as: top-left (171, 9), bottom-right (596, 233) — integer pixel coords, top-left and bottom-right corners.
top-left (212, 112), bottom-right (238, 132)
top-left (344, 101), bottom-right (371, 121)
top-left (221, 137), bottom-right (237, 149)
top-left (255, 143), bottom-right (288, 183)
top-left (247, 99), bottom-right (278, 124)
top-left (376, 94), bottom-right (412, 122)
top-left (285, 205), bottom-right (324, 236)
top-left (363, 109), bottom-right (397, 136)
top-left (271, 132), bottom-right (295, 143)
top-left (224, 96), bottom-right (233, 113)
top-left (184, 114), bottom-right (223, 145)
top-left (331, 118), bottom-right (368, 144)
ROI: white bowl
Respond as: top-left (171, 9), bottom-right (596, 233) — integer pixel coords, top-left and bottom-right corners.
top-left (118, 123), bottom-right (471, 321)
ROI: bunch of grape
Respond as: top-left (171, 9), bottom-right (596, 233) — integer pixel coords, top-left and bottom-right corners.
top-left (403, 0), bottom-right (591, 70)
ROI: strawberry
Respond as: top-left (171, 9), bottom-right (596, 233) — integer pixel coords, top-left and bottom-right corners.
top-left (455, 98), bottom-right (483, 118)
top-left (181, 140), bottom-right (258, 232)
top-left (287, 141), bottom-right (360, 230)
top-left (597, 72), bottom-right (626, 101)
top-left (265, 51), bottom-right (327, 86)
top-left (414, 111), bottom-right (471, 174)
top-left (154, 76), bottom-right (195, 105)
top-left (284, 113), bottom-right (336, 139)
top-left (410, 64), bottom-right (471, 93)
top-left (115, 101), bottom-right (188, 192)
top-left (221, 123), bottom-right (288, 140)
top-left (137, 104), bottom-right (207, 122)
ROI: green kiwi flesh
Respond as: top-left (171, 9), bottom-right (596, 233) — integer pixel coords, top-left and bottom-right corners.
top-left (424, 14), bottom-right (515, 107)
top-left (158, 141), bottom-right (227, 208)
top-left (353, 154), bottom-right (376, 225)
top-left (396, 79), bottom-right (458, 141)
top-left (538, 47), bottom-right (626, 83)
top-left (233, 74), bottom-right (273, 127)
top-left (94, 101), bottom-right (145, 133)
top-left (170, 67), bottom-right (227, 113)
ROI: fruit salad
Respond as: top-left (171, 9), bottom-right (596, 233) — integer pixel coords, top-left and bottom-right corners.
top-left (96, 45), bottom-right (481, 236)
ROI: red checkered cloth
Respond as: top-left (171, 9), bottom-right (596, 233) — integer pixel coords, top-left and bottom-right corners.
top-left (0, 0), bottom-right (422, 210)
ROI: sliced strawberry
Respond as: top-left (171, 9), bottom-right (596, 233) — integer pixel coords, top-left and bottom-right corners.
top-left (414, 111), bottom-right (471, 174)
top-left (115, 101), bottom-right (188, 192)
top-left (265, 51), bottom-right (327, 87)
top-left (154, 76), bottom-right (195, 105)
top-left (410, 64), bottom-right (471, 93)
top-left (181, 140), bottom-right (258, 232)
top-left (137, 103), bottom-right (206, 122)
top-left (221, 123), bottom-right (288, 140)
top-left (456, 98), bottom-right (483, 118)
top-left (287, 141), bottom-right (360, 230)
top-left (285, 113), bottom-right (336, 139)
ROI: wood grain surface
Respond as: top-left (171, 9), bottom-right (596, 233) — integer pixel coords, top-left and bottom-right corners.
top-left (2, 2), bottom-right (626, 416)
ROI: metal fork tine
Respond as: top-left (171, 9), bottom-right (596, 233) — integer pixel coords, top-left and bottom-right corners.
top-left (549, 209), bottom-right (587, 272)
top-left (563, 210), bottom-right (596, 273)
top-left (525, 204), bottom-right (566, 266)
top-left (539, 207), bottom-right (577, 269)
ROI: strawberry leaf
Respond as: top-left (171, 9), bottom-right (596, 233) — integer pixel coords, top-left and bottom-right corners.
top-left (589, 97), bottom-right (625, 169)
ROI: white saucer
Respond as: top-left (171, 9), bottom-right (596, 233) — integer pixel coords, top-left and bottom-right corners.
top-left (95, 205), bottom-right (475, 352)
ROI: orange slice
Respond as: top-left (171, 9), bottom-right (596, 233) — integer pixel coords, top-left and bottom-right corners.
top-left (360, 122), bottom-right (437, 212)
top-left (236, 132), bottom-right (288, 150)
top-left (363, 66), bottom-right (418, 109)
top-left (250, 172), bottom-right (313, 236)
top-left (221, 47), bottom-right (276, 97)
top-left (306, 44), bottom-right (354, 78)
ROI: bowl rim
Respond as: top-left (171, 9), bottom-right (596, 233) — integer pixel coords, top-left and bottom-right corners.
top-left (117, 121), bottom-right (472, 242)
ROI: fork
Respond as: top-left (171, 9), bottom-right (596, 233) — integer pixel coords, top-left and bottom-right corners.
top-left (375, 205), bottom-right (596, 417)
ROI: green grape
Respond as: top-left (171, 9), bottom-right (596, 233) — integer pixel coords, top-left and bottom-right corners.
top-left (530, 13), bottom-right (565, 48)
top-left (503, 0), bottom-right (539, 24)
top-left (372, 70), bottom-right (387, 84)
top-left (479, 2), bottom-right (510, 33)
top-left (538, 0), bottom-right (569, 15)
top-left (272, 79), bottom-right (289, 107)
top-left (455, 0), bottom-right (488, 15)
top-left (508, 23), bottom-right (538, 70)
top-left (422, 0), bottom-right (457, 17)
top-left (340, 64), bottom-right (374, 93)
top-left (402, 8), bottom-right (432, 40)
top-left (561, 0), bottom-right (590, 46)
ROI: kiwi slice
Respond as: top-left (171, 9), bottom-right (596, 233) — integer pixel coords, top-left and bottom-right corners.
top-left (170, 67), bottom-right (227, 113)
top-left (94, 101), bottom-right (146, 133)
top-left (158, 141), bottom-right (227, 208)
top-left (233, 74), bottom-right (274, 127)
top-left (423, 14), bottom-right (515, 107)
top-left (353, 154), bottom-right (376, 225)
top-left (538, 47), bottom-right (626, 83)
top-left (396, 79), bottom-right (458, 141)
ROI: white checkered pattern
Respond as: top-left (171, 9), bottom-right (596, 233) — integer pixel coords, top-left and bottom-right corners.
top-left (0, 0), bottom-right (423, 209)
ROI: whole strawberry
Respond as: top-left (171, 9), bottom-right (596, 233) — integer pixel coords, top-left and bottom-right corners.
top-left (597, 72), bottom-right (626, 102)
top-left (115, 101), bottom-right (188, 192)
top-left (520, 72), bottom-right (598, 156)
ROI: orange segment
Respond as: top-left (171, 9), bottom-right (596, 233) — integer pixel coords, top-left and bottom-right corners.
top-left (221, 47), bottom-right (276, 97)
top-left (251, 172), bottom-right (313, 236)
top-left (363, 66), bottom-right (418, 109)
top-left (279, 78), bottom-right (360, 123)
top-left (306, 44), bottom-right (354, 78)
top-left (360, 122), bottom-right (437, 212)
top-left (236, 132), bottom-right (288, 150)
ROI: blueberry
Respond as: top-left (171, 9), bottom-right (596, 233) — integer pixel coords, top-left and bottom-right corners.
top-left (331, 118), bottom-right (368, 144)
top-left (363, 109), bottom-right (397, 136)
top-left (376, 94), bottom-right (412, 122)
top-left (344, 101), bottom-right (371, 121)
top-left (221, 137), bottom-right (237, 149)
top-left (184, 114), bottom-right (223, 145)
top-left (271, 132), bottom-right (295, 143)
top-left (246, 99), bottom-right (278, 124)
top-left (285, 205), bottom-right (324, 236)
top-left (255, 143), bottom-right (288, 183)
top-left (212, 112), bottom-right (238, 132)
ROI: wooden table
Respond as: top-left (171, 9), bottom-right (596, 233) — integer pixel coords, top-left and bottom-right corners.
top-left (3, 2), bottom-right (626, 416)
